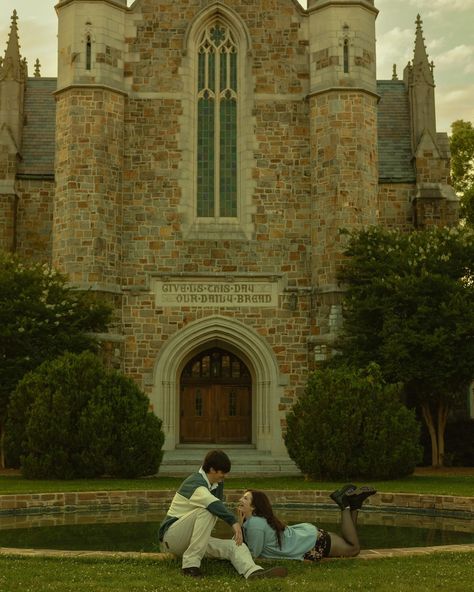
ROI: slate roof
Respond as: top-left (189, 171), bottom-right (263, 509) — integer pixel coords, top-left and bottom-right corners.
top-left (377, 80), bottom-right (415, 183)
top-left (18, 77), bottom-right (57, 177)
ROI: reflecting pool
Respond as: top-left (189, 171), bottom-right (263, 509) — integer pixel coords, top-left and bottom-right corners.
top-left (0, 507), bottom-right (472, 553)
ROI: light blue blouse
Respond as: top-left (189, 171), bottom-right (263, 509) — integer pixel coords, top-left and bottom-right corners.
top-left (242, 515), bottom-right (318, 560)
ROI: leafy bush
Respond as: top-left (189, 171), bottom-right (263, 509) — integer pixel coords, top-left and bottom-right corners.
top-left (5, 351), bottom-right (164, 479)
top-left (284, 364), bottom-right (422, 480)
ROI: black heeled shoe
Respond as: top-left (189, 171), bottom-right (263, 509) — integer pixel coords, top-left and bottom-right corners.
top-left (330, 483), bottom-right (356, 509)
top-left (346, 486), bottom-right (377, 510)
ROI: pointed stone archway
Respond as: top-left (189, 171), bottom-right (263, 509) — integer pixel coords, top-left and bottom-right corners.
top-left (150, 315), bottom-right (287, 456)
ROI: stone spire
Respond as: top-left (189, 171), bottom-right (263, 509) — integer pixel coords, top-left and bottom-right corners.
top-left (403, 14), bottom-right (437, 152)
top-left (0, 10), bottom-right (27, 82)
top-left (412, 14), bottom-right (434, 87)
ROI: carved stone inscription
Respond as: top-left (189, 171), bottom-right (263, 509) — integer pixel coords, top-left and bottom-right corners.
top-left (154, 279), bottom-right (279, 308)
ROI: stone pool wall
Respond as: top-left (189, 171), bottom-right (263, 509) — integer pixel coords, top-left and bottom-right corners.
top-left (0, 490), bottom-right (473, 518)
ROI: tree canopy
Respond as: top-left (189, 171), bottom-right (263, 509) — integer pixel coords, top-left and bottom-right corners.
top-left (450, 119), bottom-right (474, 227)
top-left (0, 251), bottom-right (111, 465)
top-left (335, 226), bottom-right (474, 466)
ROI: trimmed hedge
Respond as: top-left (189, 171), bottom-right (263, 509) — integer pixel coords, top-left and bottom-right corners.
top-left (5, 351), bottom-right (164, 479)
top-left (284, 364), bottom-right (422, 480)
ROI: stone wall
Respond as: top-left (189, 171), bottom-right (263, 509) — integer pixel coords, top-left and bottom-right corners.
top-left (1, 489), bottom-right (473, 519)
top-left (15, 178), bottom-right (54, 262)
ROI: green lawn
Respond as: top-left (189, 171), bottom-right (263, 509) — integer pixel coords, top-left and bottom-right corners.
top-left (0, 552), bottom-right (473, 592)
top-left (0, 473), bottom-right (472, 591)
top-left (0, 473), bottom-right (473, 496)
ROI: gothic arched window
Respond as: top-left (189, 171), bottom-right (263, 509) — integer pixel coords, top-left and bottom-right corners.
top-left (197, 22), bottom-right (238, 218)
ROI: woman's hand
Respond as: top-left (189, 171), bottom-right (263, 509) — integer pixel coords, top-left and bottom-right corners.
top-left (237, 507), bottom-right (246, 526)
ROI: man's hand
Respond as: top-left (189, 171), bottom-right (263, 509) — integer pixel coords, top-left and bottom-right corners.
top-left (232, 522), bottom-right (243, 545)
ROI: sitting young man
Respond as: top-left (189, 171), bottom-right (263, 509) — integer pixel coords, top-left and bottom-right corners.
top-left (158, 449), bottom-right (287, 579)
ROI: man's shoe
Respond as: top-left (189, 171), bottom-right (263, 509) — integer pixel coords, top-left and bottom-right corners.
top-left (346, 486), bottom-right (377, 510)
top-left (248, 566), bottom-right (288, 579)
top-left (330, 483), bottom-right (356, 510)
top-left (182, 567), bottom-right (203, 578)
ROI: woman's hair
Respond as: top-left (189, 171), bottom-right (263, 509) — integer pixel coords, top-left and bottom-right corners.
top-left (247, 489), bottom-right (286, 548)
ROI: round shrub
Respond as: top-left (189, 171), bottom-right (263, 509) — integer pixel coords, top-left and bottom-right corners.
top-left (5, 351), bottom-right (164, 479)
top-left (284, 364), bottom-right (422, 480)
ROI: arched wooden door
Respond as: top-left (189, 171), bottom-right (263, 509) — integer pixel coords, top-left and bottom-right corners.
top-left (180, 348), bottom-right (252, 444)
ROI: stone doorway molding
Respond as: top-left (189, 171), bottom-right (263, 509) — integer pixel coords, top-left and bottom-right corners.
top-left (150, 315), bottom-right (287, 455)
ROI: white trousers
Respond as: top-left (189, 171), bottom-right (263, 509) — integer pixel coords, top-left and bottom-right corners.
top-left (162, 508), bottom-right (262, 578)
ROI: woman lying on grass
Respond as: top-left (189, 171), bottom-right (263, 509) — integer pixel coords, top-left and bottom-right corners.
top-left (238, 484), bottom-right (376, 562)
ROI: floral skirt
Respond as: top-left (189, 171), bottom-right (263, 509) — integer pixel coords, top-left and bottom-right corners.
top-left (303, 528), bottom-right (332, 562)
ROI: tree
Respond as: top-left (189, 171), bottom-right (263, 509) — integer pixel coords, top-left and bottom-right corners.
top-left (336, 226), bottom-right (474, 467)
top-left (450, 120), bottom-right (474, 227)
top-left (0, 252), bottom-right (111, 467)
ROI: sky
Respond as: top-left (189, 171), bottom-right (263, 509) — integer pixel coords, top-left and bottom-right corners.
top-left (0, 0), bottom-right (473, 133)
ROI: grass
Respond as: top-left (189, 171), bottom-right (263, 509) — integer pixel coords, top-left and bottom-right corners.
top-left (0, 473), bottom-right (473, 496)
top-left (0, 552), bottom-right (473, 592)
top-left (0, 472), bottom-right (472, 591)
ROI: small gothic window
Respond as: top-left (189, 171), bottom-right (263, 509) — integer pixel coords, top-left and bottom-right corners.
top-left (195, 389), bottom-right (203, 416)
top-left (343, 38), bottom-right (349, 73)
top-left (212, 351), bottom-right (220, 377)
top-left (222, 355), bottom-right (231, 377)
top-left (202, 355), bottom-right (210, 377)
top-left (86, 35), bottom-right (92, 70)
top-left (231, 359), bottom-right (240, 378)
top-left (192, 361), bottom-right (201, 377)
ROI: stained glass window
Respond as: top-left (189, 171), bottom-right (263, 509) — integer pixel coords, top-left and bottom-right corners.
top-left (197, 23), bottom-right (238, 218)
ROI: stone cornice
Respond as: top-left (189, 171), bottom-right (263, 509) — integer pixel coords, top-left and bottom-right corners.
top-left (54, 83), bottom-right (128, 98)
top-left (307, 86), bottom-right (380, 101)
top-left (307, 0), bottom-right (378, 16)
top-left (55, 0), bottom-right (128, 13)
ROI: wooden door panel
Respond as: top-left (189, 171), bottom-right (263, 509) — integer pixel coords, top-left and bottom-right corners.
top-left (180, 386), bottom-right (213, 443)
top-left (215, 386), bottom-right (251, 443)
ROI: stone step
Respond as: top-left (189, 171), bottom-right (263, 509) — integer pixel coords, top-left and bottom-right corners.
top-left (158, 449), bottom-right (301, 477)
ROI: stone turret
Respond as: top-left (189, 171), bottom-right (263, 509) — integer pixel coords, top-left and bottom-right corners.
top-left (56, 0), bottom-right (128, 93)
top-left (53, 0), bottom-right (128, 291)
top-left (307, 0), bottom-right (379, 357)
top-left (0, 10), bottom-right (27, 251)
top-left (404, 15), bottom-right (458, 228)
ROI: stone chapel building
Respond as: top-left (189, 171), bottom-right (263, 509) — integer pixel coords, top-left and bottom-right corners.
top-left (0, 0), bottom-right (458, 474)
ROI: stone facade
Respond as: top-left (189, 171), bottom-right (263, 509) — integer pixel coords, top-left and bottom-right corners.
top-left (0, 1), bottom-right (459, 469)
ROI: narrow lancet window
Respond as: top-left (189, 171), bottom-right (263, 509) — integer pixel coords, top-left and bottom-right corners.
top-left (86, 35), bottom-right (92, 70)
top-left (343, 38), bottom-right (349, 73)
top-left (197, 22), bottom-right (238, 218)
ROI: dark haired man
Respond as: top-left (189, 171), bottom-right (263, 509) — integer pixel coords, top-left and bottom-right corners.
top-left (159, 449), bottom-right (287, 579)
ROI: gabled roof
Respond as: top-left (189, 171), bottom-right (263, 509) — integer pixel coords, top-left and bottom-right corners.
top-left (17, 77), bottom-right (56, 177)
top-left (377, 80), bottom-right (416, 183)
